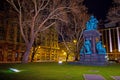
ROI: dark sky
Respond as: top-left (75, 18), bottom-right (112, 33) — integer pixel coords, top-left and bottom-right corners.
top-left (0, 0), bottom-right (4, 11)
top-left (84, 0), bottom-right (113, 20)
top-left (0, 0), bottom-right (113, 20)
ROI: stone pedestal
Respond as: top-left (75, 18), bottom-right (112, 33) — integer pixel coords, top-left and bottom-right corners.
top-left (80, 54), bottom-right (107, 65)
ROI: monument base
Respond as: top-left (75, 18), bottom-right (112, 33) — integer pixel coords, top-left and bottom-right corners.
top-left (79, 54), bottom-right (107, 66)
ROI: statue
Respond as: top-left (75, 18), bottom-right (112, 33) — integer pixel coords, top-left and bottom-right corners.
top-left (84, 40), bottom-right (92, 54)
top-left (79, 15), bottom-right (107, 65)
top-left (86, 15), bottom-right (98, 30)
top-left (80, 39), bottom-right (92, 54)
top-left (86, 22), bottom-right (91, 30)
top-left (96, 41), bottom-right (106, 54)
top-left (80, 46), bottom-right (84, 54)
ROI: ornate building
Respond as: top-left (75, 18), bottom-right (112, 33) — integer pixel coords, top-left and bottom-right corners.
top-left (99, 27), bottom-right (120, 61)
top-left (0, 10), bottom-right (26, 63)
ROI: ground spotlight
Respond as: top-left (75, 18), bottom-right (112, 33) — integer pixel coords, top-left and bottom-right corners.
top-left (9, 68), bottom-right (20, 72)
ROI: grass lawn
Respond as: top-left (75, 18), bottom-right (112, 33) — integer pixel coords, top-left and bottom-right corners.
top-left (0, 62), bottom-right (120, 80)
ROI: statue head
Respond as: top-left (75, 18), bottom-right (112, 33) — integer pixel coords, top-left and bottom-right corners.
top-left (96, 41), bottom-right (106, 54)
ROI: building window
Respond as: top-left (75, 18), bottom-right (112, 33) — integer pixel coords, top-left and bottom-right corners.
top-left (0, 26), bottom-right (5, 40)
top-left (8, 27), bottom-right (14, 41)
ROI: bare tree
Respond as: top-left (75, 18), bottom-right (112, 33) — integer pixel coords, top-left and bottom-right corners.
top-left (106, 0), bottom-right (120, 27)
top-left (6, 0), bottom-right (72, 63)
top-left (55, 0), bottom-right (89, 61)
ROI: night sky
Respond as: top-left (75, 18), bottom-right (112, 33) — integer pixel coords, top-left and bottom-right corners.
top-left (0, 0), bottom-right (5, 11)
top-left (84, 0), bottom-right (113, 20)
top-left (0, 0), bottom-right (113, 20)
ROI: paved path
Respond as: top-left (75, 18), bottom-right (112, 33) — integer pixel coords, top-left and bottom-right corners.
top-left (111, 76), bottom-right (120, 80)
top-left (83, 74), bottom-right (105, 80)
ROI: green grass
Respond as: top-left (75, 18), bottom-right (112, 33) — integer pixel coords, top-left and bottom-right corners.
top-left (0, 62), bottom-right (120, 80)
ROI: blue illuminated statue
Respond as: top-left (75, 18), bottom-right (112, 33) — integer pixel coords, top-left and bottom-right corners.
top-left (84, 40), bottom-right (92, 54)
top-left (96, 41), bottom-right (106, 54)
top-left (86, 15), bottom-right (98, 30)
top-left (79, 15), bottom-right (107, 65)
top-left (80, 46), bottom-right (84, 54)
top-left (81, 40), bottom-right (92, 54)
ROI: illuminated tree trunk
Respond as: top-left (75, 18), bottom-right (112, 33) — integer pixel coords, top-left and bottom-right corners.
top-left (31, 47), bottom-right (36, 62)
top-left (22, 43), bottom-right (32, 63)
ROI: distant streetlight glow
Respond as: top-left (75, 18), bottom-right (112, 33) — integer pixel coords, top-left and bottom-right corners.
top-left (73, 40), bottom-right (77, 43)
top-left (63, 52), bottom-right (66, 55)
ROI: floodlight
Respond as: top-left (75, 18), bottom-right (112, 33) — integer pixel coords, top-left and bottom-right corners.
top-left (58, 61), bottom-right (62, 64)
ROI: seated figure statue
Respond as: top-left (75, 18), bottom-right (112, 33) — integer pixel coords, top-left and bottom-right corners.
top-left (86, 15), bottom-right (98, 30)
top-left (96, 41), bottom-right (106, 54)
top-left (86, 21), bottom-right (91, 30)
top-left (84, 39), bottom-right (92, 54)
top-left (80, 46), bottom-right (84, 54)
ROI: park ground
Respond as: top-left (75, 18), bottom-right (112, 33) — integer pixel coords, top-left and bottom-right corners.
top-left (0, 62), bottom-right (120, 80)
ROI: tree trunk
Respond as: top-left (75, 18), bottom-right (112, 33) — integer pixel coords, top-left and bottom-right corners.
top-left (22, 44), bottom-right (32, 63)
top-left (74, 53), bottom-right (79, 61)
top-left (66, 55), bottom-right (68, 62)
top-left (31, 46), bottom-right (37, 62)
top-left (31, 51), bottom-right (35, 62)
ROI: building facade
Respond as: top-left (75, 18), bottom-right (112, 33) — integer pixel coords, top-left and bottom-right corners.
top-left (99, 27), bottom-right (120, 60)
top-left (31, 27), bottom-right (60, 62)
top-left (0, 10), bottom-right (26, 63)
